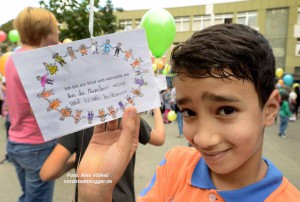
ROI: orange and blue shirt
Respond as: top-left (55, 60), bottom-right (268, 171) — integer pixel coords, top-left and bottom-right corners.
top-left (138, 146), bottom-right (300, 202)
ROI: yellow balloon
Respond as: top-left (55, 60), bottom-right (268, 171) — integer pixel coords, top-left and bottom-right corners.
top-left (63, 38), bottom-right (72, 43)
top-left (167, 110), bottom-right (177, 121)
top-left (293, 83), bottom-right (299, 89)
top-left (275, 68), bottom-right (284, 78)
top-left (153, 64), bottom-right (157, 71)
top-left (164, 63), bottom-right (171, 73)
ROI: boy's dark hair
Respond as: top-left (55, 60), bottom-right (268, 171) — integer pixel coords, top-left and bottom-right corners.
top-left (171, 23), bottom-right (275, 108)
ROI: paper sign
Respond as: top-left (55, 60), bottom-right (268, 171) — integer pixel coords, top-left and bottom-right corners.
top-left (12, 29), bottom-right (160, 141)
top-left (155, 74), bottom-right (168, 91)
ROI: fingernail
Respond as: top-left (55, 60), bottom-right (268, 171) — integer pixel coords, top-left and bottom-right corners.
top-left (129, 108), bottom-right (136, 118)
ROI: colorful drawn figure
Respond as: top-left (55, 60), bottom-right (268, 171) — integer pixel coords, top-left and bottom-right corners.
top-left (74, 110), bottom-right (83, 124)
top-left (98, 109), bottom-right (107, 122)
top-left (134, 78), bottom-right (145, 86)
top-left (130, 57), bottom-right (143, 68)
top-left (47, 99), bottom-right (61, 111)
top-left (124, 49), bottom-right (133, 61)
top-left (79, 44), bottom-right (88, 56)
top-left (91, 41), bottom-right (99, 54)
top-left (118, 101), bottom-right (125, 112)
top-left (67, 47), bottom-right (77, 60)
top-left (43, 62), bottom-right (58, 75)
top-left (37, 89), bottom-right (54, 99)
top-left (36, 74), bottom-right (54, 88)
top-left (114, 42), bottom-right (122, 57)
top-left (134, 69), bottom-right (148, 76)
top-left (87, 111), bottom-right (94, 124)
top-left (60, 107), bottom-right (72, 121)
top-left (134, 69), bottom-right (142, 76)
top-left (108, 106), bottom-right (117, 118)
top-left (53, 53), bottom-right (67, 66)
top-left (100, 39), bottom-right (113, 55)
top-left (132, 88), bottom-right (143, 97)
top-left (126, 96), bottom-right (135, 106)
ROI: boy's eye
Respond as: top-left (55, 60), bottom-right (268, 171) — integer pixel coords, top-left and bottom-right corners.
top-left (218, 107), bottom-right (236, 116)
top-left (181, 109), bottom-right (196, 118)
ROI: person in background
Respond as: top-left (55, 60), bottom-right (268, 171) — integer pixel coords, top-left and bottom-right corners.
top-left (0, 77), bottom-right (11, 164)
top-left (0, 75), bottom-right (3, 118)
top-left (288, 91), bottom-right (297, 122)
top-left (170, 86), bottom-right (176, 111)
top-left (5, 7), bottom-right (59, 202)
top-left (162, 88), bottom-right (171, 123)
top-left (279, 93), bottom-right (291, 138)
top-left (295, 86), bottom-right (300, 119)
top-left (171, 85), bottom-right (183, 138)
top-left (40, 108), bottom-right (165, 202)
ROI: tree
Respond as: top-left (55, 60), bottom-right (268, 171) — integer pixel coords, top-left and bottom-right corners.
top-left (39, 0), bottom-right (123, 41)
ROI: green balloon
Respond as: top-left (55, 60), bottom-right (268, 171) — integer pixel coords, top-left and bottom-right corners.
top-left (141, 8), bottom-right (176, 58)
top-left (8, 30), bottom-right (20, 43)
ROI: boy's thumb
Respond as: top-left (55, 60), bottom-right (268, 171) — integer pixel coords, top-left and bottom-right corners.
top-left (118, 107), bottom-right (138, 156)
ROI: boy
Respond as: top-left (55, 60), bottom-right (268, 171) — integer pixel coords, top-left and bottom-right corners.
top-left (40, 108), bottom-right (164, 202)
top-left (77, 24), bottom-right (300, 201)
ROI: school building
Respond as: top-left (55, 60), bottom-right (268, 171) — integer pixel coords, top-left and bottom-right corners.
top-left (114, 0), bottom-right (300, 81)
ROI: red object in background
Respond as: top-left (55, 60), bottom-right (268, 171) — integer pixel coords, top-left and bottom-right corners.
top-left (0, 31), bottom-right (7, 43)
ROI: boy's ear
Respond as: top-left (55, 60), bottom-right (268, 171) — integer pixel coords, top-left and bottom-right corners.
top-left (263, 90), bottom-right (280, 126)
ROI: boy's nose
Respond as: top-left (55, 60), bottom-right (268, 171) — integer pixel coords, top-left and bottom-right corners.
top-left (193, 123), bottom-right (221, 149)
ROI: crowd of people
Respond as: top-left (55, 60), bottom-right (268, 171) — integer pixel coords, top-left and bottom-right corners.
top-left (276, 83), bottom-right (300, 138)
top-left (0, 6), bottom-right (300, 202)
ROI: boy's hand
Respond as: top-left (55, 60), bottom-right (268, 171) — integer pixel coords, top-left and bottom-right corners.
top-left (78, 107), bottom-right (140, 201)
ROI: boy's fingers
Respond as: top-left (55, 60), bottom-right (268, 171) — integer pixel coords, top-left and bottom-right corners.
top-left (93, 123), bottom-right (105, 134)
top-left (106, 119), bottom-right (118, 131)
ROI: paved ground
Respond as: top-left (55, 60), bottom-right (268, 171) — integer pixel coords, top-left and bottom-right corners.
top-left (0, 114), bottom-right (299, 201)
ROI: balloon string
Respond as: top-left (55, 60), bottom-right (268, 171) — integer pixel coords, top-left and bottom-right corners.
top-left (156, 58), bottom-right (159, 75)
top-left (89, 0), bottom-right (94, 39)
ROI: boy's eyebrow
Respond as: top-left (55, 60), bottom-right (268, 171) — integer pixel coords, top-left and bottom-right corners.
top-left (176, 92), bottom-right (240, 106)
top-left (202, 92), bottom-right (240, 103)
top-left (176, 97), bottom-right (191, 106)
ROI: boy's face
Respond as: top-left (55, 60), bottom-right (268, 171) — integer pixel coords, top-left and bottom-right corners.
top-left (175, 74), bottom-right (279, 175)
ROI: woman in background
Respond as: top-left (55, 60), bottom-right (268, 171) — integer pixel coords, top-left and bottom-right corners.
top-left (5, 7), bottom-right (59, 202)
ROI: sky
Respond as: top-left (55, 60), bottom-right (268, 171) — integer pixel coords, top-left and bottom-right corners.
top-left (0, 0), bottom-right (245, 26)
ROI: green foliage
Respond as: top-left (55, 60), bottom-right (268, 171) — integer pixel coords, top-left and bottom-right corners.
top-left (0, 20), bottom-right (14, 34)
top-left (39, 0), bottom-right (122, 41)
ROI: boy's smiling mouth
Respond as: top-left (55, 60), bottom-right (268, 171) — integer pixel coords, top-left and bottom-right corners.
top-left (201, 149), bottom-right (231, 161)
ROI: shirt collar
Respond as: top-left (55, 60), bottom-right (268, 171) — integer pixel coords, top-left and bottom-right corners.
top-left (190, 157), bottom-right (283, 202)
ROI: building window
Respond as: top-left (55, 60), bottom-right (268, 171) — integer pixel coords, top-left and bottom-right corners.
top-left (134, 19), bottom-right (141, 29)
top-left (193, 15), bottom-right (211, 31)
top-left (175, 16), bottom-right (190, 32)
top-left (265, 8), bottom-right (288, 69)
top-left (119, 19), bottom-right (132, 31)
top-left (237, 11), bottom-right (257, 28)
top-left (297, 7), bottom-right (300, 24)
top-left (214, 13), bottom-right (233, 25)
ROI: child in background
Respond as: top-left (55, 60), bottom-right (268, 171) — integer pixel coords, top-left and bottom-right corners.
top-left (77, 24), bottom-right (300, 201)
top-left (279, 93), bottom-right (291, 138)
top-left (162, 88), bottom-right (171, 123)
